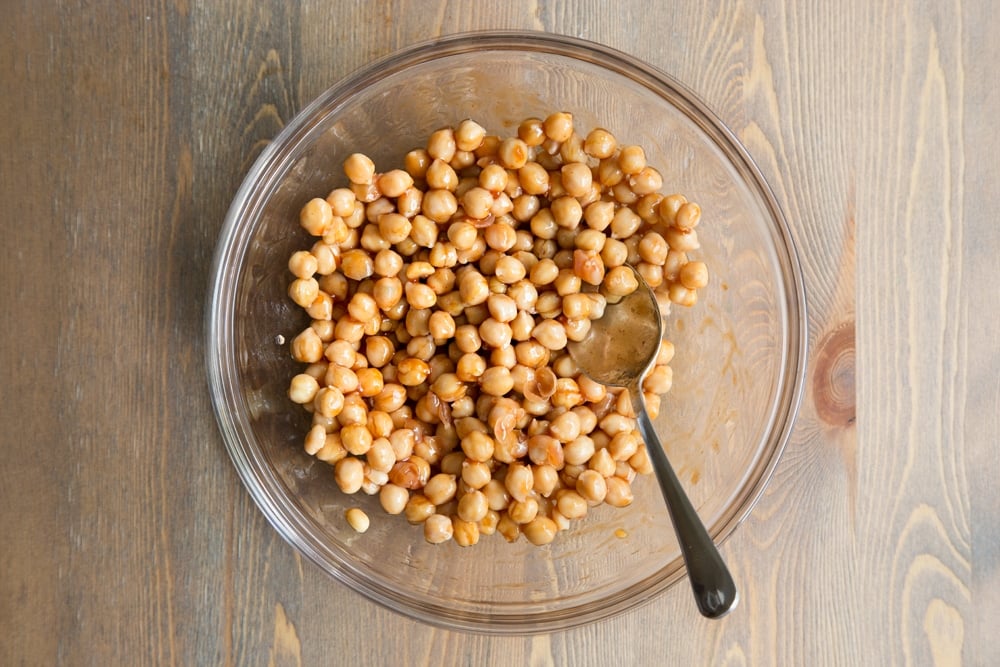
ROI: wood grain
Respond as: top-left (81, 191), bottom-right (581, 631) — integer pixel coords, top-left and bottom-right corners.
top-left (1, 0), bottom-right (996, 665)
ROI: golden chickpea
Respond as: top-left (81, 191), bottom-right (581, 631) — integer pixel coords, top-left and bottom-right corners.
top-left (665, 225), bottom-right (699, 252)
top-left (498, 137), bottom-right (529, 169)
top-left (300, 197), bottom-right (334, 236)
top-left (475, 223), bottom-right (514, 256)
top-left (575, 469), bottom-right (608, 503)
top-left (421, 189), bottom-right (458, 223)
top-left (675, 201), bottom-right (701, 230)
top-left (377, 483), bottom-right (408, 515)
top-left (457, 460), bottom-right (490, 490)
top-left (550, 196), bottom-right (583, 229)
top-left (523, 517), bottom-right (558, 545)
top-left (604, 476), bottom-right (634, 507)
top-left (448, 325), bottom-right (479, 356)
top-left (553, 489), bottom-right (586, 519)
top-left (642, 364), bottom-right (673, 395)
top-left (628, 166), bottom-right (663, 195)
top-left (516, 117), bottom-right (546, 146)
top-left (509, 194), bottom-right (539, 223)
top-left (560, 162), bottom-right (593, 198)
top-left (549, 410), bottom-right (582, 443)
top-left (342, 292), bottom-right (374, 323)
top-left (344, 153), bottom-right (375, 184)
top-left (602, 265), bottom-right (639, 297)
top-left (450, 517), bottom-right (479, 547)
top-left (454, 118), bottom-right (486, 151)
top-left (668, 281), bottom-right (698, 307)
top-left (493, 255), bottom-right (527, 284)
top-left (395, 186), bottom-right (423, 218)
top-left (458, 270), bottom-right (489, 306)
top-left (477, 318), bottom-right (512, 349)
top-left (531, 319), bottom-right (568, 351)
top-left (340, 423), bottom-right (373, 455)
top-left (287, 276), bottom-right (319, 308)
top-left (303, 424), bottom-right (327, 455)
top-left (427, 127), bottom-right (457, 162)
top-left (420, 309), bottom-right (453, 340)
top-left (504, 463), bottom-right (534, 503)
top-left (354, 367), bottom-right (383, 398)
top-left (291, 327), bottom-right (324, 363)
top-left (455, 353), bottom-right (486, 382)
top-left (334, 456), bottom-right (365, 494)
top-left (679, 260), bottom-right (709, 290)
top-left (423, 513), bottom-right (454, 543)
top-left (517, 162), bottom-right (550, 195)
top-left (617, 145), bottom-right (646, 175)
top-left (375, 169), bottom-right (413, 198)
top-left (366, 383), bottom-right (403, 414)
top-left (403, 493), bottom-right (435, 524)
top-left (393, 357), bottom-right (428, 386)
top-left (288, 251), bottom-right (318, 280)
top-left (457, 489), bottom-right (489, 523)
top-left (475, 365), bottom-right (511, 396)
top-left (288, 373), bottom-right (320, 404)
top-left (542, 112), bottom-right (574, 142)
top-left (535, 292), bottom-right (562, 319)
top-left (423, 473), bottom-right (458, 505)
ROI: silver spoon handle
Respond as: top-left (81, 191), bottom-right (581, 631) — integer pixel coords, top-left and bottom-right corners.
top-left (632, 391), bottom-right (739, 619)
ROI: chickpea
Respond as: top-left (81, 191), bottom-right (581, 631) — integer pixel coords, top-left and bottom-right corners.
top-left (344, 153), bottom-right (376, 184)
top-left (679, 260), bottom-right (709, 289)
top-left (550, 489), bottom-right (586, 521)
top-left (423, 473), bottom-right (458, 505)
top-left (479, 366), bottom-right (514, 397)
top-left (523, 517), bottom-right (559, 546)
top-left (531, 319), bottom-right (568, 351)
top-left (478, 318), bottom-right (513, 349)
top-left (498, 137), bottom-right (529, 169)
top-left (334, 457), bottom-right (365, 494)
top-left (454, 118), bottom-right (486, 151)
top-left (628, 166), bottom-right (663, 195)
top-left (542, 112), bottom-right (574, 143)
top-left (288, 373), bottom-right (320, 404)
top-left (560, 162), bottom-right (592, 198)
top-left (603, 265), bottom-right (639, 297)
top-left (575, 469), bottom-right (608, 504)
top-left (667, 281), bottom-right (697, 307)
top-left (499, 464), bottom-right (530, 504)
top-left (458, 271), bottom-right (489, 306)
top-left (550, 196), bottom-right (583, 229)
top-left (374, 483), bottom-right (408, 515)
top-left (518, 162), bottom-right (550, 195)
top-left (604, 476), bottom-right (634, 507)
top-left (588, 447), bottom-right (616, 478)
top-left (665, 226), bottom-right (700, 252)
top-left (461, 460), bottom-right (492, 490)
top-left (455, 353), bottom-right (487, 382)
top-left (423, 513), bottom-right (454, 543)
top-left (492, 255), bottom-right (526, 284)
top-left (421, 189), bottom-right (458, 223)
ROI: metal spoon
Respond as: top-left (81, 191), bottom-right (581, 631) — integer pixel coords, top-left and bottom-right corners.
top-left (568, 265), bottom-right (738, 619)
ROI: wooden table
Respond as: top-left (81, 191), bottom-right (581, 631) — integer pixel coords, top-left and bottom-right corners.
top-left (2, 2), bottom-right (996, 665)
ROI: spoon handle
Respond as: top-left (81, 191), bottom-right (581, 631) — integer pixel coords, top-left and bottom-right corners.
top-left (633, 393), bottom-right (739, 619)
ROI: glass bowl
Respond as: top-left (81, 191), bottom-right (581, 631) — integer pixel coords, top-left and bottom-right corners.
top-left (206, 31), bottom-right (806, 633)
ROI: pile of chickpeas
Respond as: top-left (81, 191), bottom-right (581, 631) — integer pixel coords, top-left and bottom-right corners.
top-left (284, 113), bottom-right (708, 546)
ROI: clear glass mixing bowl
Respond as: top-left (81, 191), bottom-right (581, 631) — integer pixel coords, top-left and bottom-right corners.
top-left (206, 31), bottom-right (807, 633)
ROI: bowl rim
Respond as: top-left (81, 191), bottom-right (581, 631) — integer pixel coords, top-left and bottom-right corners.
top-left (206, 29), bottom-right (808, 634)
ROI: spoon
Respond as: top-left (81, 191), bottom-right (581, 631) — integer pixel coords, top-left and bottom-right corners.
top-left (568, 265), bottom-right (738, 619)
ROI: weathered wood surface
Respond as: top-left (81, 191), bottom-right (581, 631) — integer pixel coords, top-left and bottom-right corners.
top-left (1, 1), bottom-right (996, 664)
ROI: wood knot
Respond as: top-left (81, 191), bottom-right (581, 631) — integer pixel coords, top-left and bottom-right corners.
top-left (812, 321), bottom-right (855, 427)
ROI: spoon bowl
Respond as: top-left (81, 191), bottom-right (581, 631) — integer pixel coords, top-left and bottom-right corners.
top-left (569, 265), bottom-right (739, 619)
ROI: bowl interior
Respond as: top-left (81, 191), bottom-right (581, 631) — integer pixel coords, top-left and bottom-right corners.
top-left (210, 34), bottom-right (803, 632)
